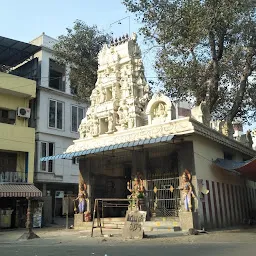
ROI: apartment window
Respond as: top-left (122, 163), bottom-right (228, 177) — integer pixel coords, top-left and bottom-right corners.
top-left (71, 106), bottom-right (84, 132)
top-left (40, 142), bottom-right (54, 172)
top-left (72, 157), bottom-right (79, 165)
top-left (0, 152), bottom-right (17, 172)
top-left (49, 100), bottom-right (64, 129)
top-left (0, 108), bottom-right (16, 125)
top-left (49, 59), bottom-right (65, 92)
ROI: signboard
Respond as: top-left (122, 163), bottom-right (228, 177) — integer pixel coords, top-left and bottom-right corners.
top-left (55, 191), bottom-right (64, 199)
top-left (122, 210), bottom-right (147, 239)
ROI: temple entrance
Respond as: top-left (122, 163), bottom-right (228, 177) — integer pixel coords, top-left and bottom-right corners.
top-left (81, 142), bottom-right (186, 220)
top-left (147, 177), bottom-right (180, 217)
top-left (146, 148), bottom-right (180, 218)
top-left (89, 152), bottom-right (133, 218)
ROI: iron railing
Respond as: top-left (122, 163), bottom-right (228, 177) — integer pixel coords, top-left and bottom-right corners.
top-left (147, 177), bottom-right (180, 217)
top-left (0, 171), bottom-right (28, 183)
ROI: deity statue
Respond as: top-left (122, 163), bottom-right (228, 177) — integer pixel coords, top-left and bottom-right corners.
top-left (122, 81), bottom-right (130, 98)
top-left (108, 112), bottom-right (114, 132)
top-left (92, 118), bottom-right (99, 136)
top-left (246, 130), bottom-right (253, 148)
top-left (75, 183), bottom-right (88, 214)
top-left (78, 123), bottom-right (86, 139)
top-left (221, 122), bottom-right (229, 136)
top-left (154, 102), bottom-right (167, 117)
top-left (99, 87), bottom-right (106, 103)
top-left (127, 173), bottom-right (145, 210)
top-left (128, 117), bottom-right (134, 129)
top-left (178, 170), bottom-right (195, 212)
top-left (90, 89), bottom-right (98, 106)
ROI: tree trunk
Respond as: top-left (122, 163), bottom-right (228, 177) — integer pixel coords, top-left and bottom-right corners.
top-left (226, 47), bottom-right (255, 137)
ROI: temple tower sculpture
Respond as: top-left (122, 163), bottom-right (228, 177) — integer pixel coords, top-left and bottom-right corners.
top-left (79, 33), bottom-right (150, 138)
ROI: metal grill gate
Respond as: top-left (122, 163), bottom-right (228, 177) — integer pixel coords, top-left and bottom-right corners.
top-left (147, 177), bottom-right (180, 217)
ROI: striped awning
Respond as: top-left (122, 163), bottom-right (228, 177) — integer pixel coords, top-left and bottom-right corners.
top-left (0, 184), bottom-right (42, 197)
top-left (41, 134), bottom-right (175, 161)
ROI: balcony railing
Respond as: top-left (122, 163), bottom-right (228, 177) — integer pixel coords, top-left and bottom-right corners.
top-left (0, 171), bottom-right (28, 183)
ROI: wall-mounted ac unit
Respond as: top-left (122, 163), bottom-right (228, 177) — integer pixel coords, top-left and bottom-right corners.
top-left (17, 107), bottom-right (31, 118)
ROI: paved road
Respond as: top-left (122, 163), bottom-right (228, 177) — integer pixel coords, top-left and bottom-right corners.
top-left (1, 228), bottom-right (256, 256)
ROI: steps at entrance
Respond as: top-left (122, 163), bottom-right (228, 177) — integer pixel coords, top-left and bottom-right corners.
top-left (74, 217), bottom-right (181, 231)
top-left (101, 217), bottom-right (125, 229)
top-left (74, 217), bottom-right (125, 230)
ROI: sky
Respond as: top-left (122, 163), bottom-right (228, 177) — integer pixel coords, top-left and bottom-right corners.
top-left (0, 0), bottom-right (254, 131)
top-left (0, 0), bottom-right (157, 83)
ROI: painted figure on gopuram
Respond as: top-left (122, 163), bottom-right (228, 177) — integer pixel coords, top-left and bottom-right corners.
top-left (127, 173), bottom-right (145, 210)
top-left (178, 170), bottom-right (195, 212)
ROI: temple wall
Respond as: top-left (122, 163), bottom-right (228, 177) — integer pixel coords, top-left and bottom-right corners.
top-left (192, 134), bottom-right (256, 229)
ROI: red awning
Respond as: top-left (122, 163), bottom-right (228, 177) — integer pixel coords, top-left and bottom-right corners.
top-left (0, 184), bottom-right (42, 198)
top-left (236, 158), bottom-right (256, 181)
top-left (213, 157), bottom-right (256, 181)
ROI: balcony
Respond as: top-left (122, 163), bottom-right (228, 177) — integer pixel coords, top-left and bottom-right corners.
top-left (0, 171), bottom-right (27, 183)
top-left (0, 122), bottom-right (35, 152)
top-left (0, 72), bottom-right (36, 98)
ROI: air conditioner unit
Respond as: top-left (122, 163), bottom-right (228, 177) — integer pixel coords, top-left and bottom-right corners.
top-left (17, 107), bottom-right (31, 118)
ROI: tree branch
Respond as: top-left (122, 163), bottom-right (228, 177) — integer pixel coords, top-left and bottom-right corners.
top-left (209, 31), bottom-right (217, 60)
top-left (227, 47), bottom-right (256, 122)
top-left (217, 30), bottom-right (226, 60)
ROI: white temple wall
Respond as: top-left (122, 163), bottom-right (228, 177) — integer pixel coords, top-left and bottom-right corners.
top-left (192, 134), bottom-right (255, 229)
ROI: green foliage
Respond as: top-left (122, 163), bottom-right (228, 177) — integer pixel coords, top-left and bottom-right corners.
top-left (123, 0), bottom-right (256, 124)
top-left (53, 20), bottom-right (110, 103)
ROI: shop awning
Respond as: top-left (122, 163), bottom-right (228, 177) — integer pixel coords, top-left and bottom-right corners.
top-left (0, 184), bottom-right (42, 198)
top-left (40, 134), bottom-right (175, 162)
top-left (213, 157), bottom-right (256, 181)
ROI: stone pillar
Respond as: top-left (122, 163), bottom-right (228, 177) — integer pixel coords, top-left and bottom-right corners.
top-left (131, 151), bottom-right (137, 177)
top-left (42, 183), bottom-right (47, 197)
top-left (179, 211), bottom-right (199, 230)
top-left (79, 158), bottom-right (92, 213)
top-left (177, 142), bottom-right (200, 228)
top-left (141, 150), bottom-right (149, 189)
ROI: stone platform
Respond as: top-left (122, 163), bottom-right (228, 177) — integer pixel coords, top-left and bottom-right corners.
top-left (74, 214), bottom-right (183, 232)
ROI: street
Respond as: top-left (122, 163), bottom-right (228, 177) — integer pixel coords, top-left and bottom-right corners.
top-left (0, 228), bottom-right (256, 256)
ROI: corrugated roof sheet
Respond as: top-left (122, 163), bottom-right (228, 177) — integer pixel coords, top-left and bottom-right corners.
top-left (0, 36), bottom-right (41, 67)
top-left (41, 134), bottom-right (175, 161)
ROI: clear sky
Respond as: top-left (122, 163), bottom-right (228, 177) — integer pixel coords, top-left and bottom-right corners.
top-left (0, 0), bottom-right (157, 82)
top-left (1, 0), bottom-right (254, 130)
top-left (1, 0), bottom-right (135, 41)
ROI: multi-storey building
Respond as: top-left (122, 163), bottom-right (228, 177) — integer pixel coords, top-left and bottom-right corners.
top-left (13, 33), bottom-right (87, 223)
top-left (0, 36), bottom-right (42, 228)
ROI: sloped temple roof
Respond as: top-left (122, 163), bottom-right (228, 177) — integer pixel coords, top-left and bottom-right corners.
top-left (213, 157), bottom-right (256, 181)
top-left (40, 135), bottom-right (175, 161)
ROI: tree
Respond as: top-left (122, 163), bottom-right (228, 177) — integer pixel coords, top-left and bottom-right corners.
top-left (53, 20), bottom-right (110, 103)
top-left (123, 0), bottom-right (256, 133)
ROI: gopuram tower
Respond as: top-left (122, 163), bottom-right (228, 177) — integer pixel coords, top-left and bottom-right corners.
top-left (78, 33), bottom-right (150, 139)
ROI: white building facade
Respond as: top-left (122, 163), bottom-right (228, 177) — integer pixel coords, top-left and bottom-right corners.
top-left (27, 34), bottom-right (86, 220)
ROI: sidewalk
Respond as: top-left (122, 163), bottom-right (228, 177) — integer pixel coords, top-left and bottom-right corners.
top-left (1, 223), bottom-right (255, 245)
top-left (0, 226), bottom-right (186, 244)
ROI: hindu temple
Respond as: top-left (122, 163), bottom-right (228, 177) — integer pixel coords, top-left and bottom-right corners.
top-left (41, 33), bottom-right (256, 231)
